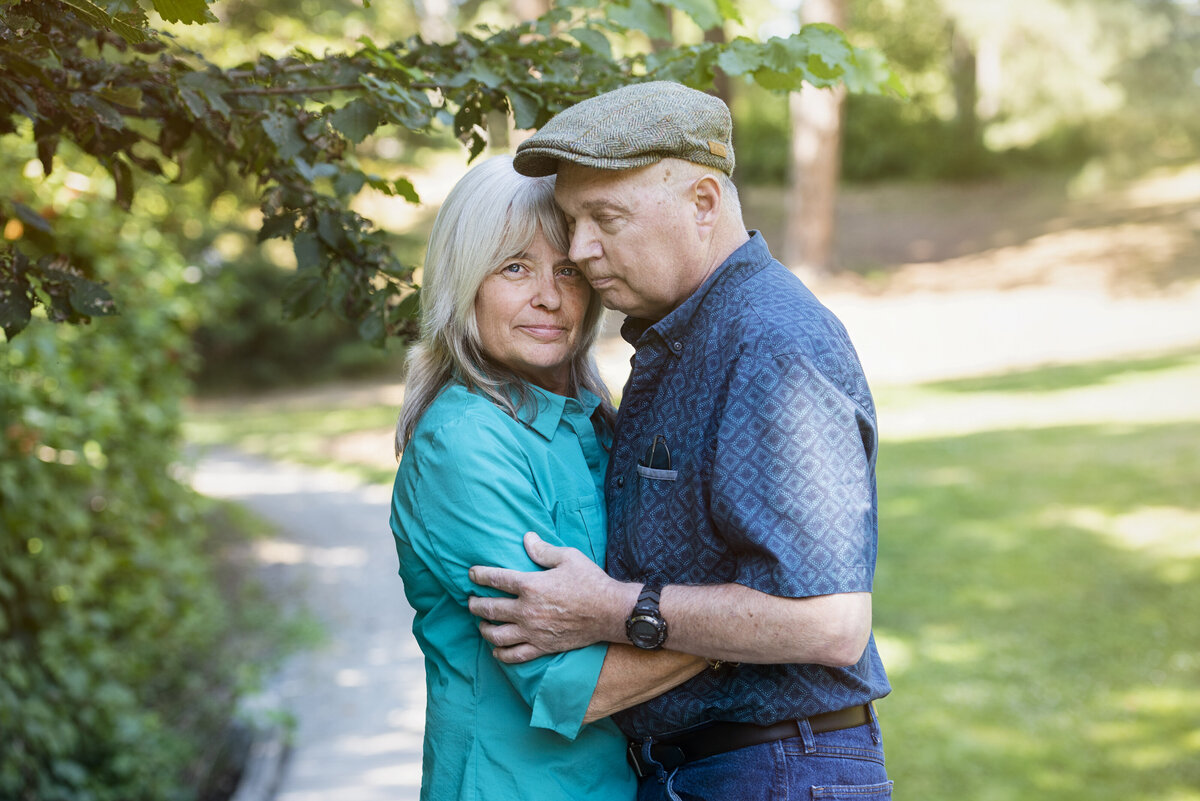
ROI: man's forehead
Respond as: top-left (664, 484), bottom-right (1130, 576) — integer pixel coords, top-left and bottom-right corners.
top-left (555, 162), bottom-right (657, 207)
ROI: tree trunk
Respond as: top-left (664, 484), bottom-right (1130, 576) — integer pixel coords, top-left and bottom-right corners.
top-left (784, 0), bottom-right (847, 274)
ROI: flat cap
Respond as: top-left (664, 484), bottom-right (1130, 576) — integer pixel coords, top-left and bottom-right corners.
top-left (513, 81), bottom-right (734, 177)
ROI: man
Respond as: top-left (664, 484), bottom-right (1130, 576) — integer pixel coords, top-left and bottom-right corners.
top-left (468, 81), bottom-right (892, 800)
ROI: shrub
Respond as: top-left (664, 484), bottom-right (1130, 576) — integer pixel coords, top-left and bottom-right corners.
top-left (0, 258), bottom-right (280, 801)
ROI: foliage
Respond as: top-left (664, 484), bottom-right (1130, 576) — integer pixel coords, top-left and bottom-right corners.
top-left (0, 0), bottom-right (900, 343)
top-left (837, 0), bottom-right (1200, 182)
top-left (0, 258), bottom-right (289, 800)
top-left (190, 255), bottom-right (407, 391)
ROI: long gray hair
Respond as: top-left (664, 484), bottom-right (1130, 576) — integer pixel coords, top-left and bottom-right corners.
top-left (395, 155), bottom-right (613, 456)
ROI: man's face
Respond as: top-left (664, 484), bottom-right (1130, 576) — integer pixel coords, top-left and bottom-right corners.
top-left (554, 160), bottom-right (702, 321)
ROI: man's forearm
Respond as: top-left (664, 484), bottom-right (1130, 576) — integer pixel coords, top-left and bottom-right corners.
top-left (583, 645), bottom-right (707, 724)
top-left (468, 534), bottom-right (872, 666)
top-left (657, 584), bottom-right (872, 666)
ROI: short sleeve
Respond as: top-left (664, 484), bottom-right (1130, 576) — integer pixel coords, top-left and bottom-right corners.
top-left (711, 352), bottom-right (878, 598)
top-left (392, 409), bottom-right (606, 740)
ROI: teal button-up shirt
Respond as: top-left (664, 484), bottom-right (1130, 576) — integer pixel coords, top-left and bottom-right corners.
top-left (390, 382), bottom-right (635, 801)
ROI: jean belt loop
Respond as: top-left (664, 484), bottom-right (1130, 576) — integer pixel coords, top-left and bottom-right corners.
top-left (868, 702), bottom-right (882, 745)
top-left (641, 737), bottom-right (672, 785)
top-left (797, 717), bottom-right (817, 754)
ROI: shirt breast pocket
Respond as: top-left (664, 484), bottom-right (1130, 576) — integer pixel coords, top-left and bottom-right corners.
top-left (626, 464), bottom-right (681, 572)
top-left (552, 495), bottom-right (607, 565)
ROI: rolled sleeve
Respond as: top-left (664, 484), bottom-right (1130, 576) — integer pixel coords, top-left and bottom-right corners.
top-left (397, 412), bottom-right (603, 739)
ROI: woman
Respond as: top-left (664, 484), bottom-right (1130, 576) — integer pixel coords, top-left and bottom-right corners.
top-left (389, 156), bottom-right (702, 801)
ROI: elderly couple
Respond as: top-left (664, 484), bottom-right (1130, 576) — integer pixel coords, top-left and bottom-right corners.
top-left (389, 82), bottom-right (893, 801)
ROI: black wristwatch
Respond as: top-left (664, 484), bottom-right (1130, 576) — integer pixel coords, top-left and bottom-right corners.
top-left (625, 582), bottom-right (668, 650)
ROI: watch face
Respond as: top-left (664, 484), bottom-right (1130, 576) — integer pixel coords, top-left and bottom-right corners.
top-left (628, 616), bottom-right (665, 648)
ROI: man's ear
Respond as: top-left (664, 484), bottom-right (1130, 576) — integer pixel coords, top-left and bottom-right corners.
top-left (692, 173), bottom-right (722, 234)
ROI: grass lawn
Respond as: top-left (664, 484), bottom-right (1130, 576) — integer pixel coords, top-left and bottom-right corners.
top-left (873, 349), bottom-right (1200, 800)
top-left (186, 347), bottom-right (1200, 800)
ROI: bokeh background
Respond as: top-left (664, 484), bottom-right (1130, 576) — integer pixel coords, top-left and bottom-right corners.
top-left (3, 0), bottom-right (1198, 799)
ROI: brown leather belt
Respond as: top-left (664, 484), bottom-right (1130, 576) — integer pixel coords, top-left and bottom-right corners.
top-left (626, 704), bottom-right (873, 778)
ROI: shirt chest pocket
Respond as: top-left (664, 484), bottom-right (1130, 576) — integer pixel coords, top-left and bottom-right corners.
top-left (552, 495), bottom-right (607, 566)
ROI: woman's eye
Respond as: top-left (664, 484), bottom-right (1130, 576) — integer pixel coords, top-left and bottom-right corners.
top-left (501, 262), bottom-right (525, 274)
top-left (558, 266), bottom-right (580, 278)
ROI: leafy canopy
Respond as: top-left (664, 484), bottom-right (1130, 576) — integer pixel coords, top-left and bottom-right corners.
top-left (0, 0), bottom-right (901, 344)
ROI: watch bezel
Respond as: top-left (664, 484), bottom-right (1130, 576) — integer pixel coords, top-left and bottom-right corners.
top-left (625, 583), bottom-right (669, 650)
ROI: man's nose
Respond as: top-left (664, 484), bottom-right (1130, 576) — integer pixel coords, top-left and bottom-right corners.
top-left (568, 223), bottom-right (602, 264)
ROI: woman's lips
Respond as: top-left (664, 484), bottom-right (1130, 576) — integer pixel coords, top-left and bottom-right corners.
top-left (518, 324), bottom-right (567, 340)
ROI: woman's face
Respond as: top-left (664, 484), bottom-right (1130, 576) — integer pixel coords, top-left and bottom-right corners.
top-left (474, 229), bottom-right (591, 395)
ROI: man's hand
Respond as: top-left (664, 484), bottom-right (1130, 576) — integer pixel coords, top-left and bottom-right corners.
top-left (468, 532), bottom-right (636, 664)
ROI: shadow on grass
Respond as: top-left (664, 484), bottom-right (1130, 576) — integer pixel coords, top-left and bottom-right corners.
top-left (875, 421), bottom-right (1200, 801)
top-left (918, 347), bottom-right (1200, 395)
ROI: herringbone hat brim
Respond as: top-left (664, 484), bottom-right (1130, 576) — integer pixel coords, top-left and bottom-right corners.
top-left (513, 81), bottom-right (735, 177)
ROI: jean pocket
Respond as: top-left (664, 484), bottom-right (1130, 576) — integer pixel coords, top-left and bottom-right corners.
top-left (811, 781), bottom-right (893, 800)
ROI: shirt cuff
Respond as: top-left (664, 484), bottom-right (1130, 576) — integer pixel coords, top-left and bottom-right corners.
top-left (527, 642), bottom-right (608, 741)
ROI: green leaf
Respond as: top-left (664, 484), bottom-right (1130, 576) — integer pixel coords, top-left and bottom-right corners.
top-left (178, 73), bottom-right (232, 119)
top-left (293, 231), bottom-right (322, 270)
top-left (466, 61), bottom-right (505, 89)
top-left (797, 23), bottom-right (853, 75)
top-left (660, 0), bottom-right (723, 32)
top-left (316, 212), bottom-right (345, 249)
top-left (178, 88), bottom-right (207, 119)
top-left (99, 86), bottom-right (143, 110)
top-left (569, 27), bottom-right (612, 59)
top-left (712, 0), bottom-right (741, 24)
top-left (58, 0), bottom-right (149, 44)
top-left (73, 93), bottom-right (126, 132)
top-left (257, 212), bottom-right (298, 242)
top-left (357, 309), bottom-right (385, 346)
top-left (394, 288), bottom-right (420, 320)
top-left (66, 276), bottom-right (116, 318)
top-left (330, 99), bottom-right (382, 144)
top-left (607, 0), bottom-right (671, 41)
top-left (261, 113), bottom-right (306, 160)
top-left (392, 177), bottom-right (419, 204)
top-left (508, 90), bottom-right (540, 131)
top-left (0, 275), bottom-right (34, 340)
top-left (716, 38), bottom-right (766, 77)
top-left (150, 0), bottom-right (217, 25)
top-left (281, 269), bottom-right (326, 319)
top-left (333, 170), bottom-right (366, 197)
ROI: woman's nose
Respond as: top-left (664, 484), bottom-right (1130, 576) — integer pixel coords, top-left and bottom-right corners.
top-left (531, 273), bottom-right (561, 309)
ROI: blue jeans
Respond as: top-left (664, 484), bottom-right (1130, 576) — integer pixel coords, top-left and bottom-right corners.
top-left (634, 711), bottom-right (892, 801)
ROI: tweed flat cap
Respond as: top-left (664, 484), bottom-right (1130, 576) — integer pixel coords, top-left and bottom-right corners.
top-left (513, 81), bottom-right (734, 177)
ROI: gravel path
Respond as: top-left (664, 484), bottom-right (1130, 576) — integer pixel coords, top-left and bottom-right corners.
top-left (189, 448), bottom-right (424, 801)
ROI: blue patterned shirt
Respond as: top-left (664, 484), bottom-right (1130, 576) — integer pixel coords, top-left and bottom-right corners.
top-left (605, 232), bottom-right (891, 738)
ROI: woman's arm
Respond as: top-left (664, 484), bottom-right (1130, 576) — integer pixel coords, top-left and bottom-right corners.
top-left (583, 646), bottom-right (707, 723)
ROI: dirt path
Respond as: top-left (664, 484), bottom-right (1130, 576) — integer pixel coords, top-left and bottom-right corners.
top-left (190, 448), bottom-right (424, 801)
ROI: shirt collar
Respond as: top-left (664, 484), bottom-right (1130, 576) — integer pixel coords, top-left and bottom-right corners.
top-left (515, 383), bottom-right (603, 441)
top-left (621, 231), bottom-right (773, 352)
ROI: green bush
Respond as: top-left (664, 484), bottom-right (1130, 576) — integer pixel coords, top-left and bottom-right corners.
top-left (189, 255), bottom-right (406, 393)
top-left (0, 167), bottom-right (288, 798)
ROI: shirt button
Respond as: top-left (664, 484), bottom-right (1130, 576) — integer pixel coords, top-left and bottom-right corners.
top-left (672, 341), bottom-right (682, 352)
top-left (616, 477), bottom-right (625, 488)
